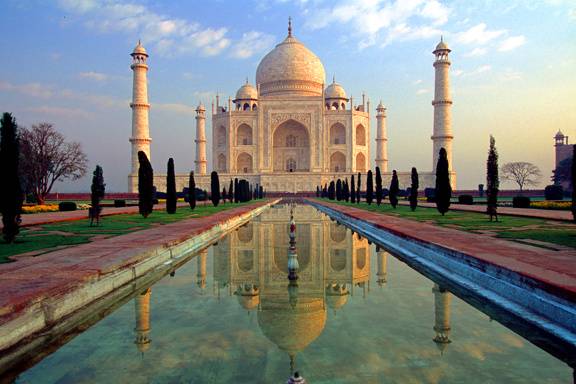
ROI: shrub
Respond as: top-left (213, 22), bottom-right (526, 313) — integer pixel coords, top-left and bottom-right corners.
top-left (59, 201), bottom-right (77, 211)
top-left (114, 199), bottom-right (126, 208)
top-left (544, 185), bottom-right (563, 201)
top-left (458, 195), bottom-right (474, 205)
top-left (512, 196), bottom-right (531, 208)
top-left (425, 188), bottom-right (436, 202)
top-left (22, 204), bottom-right (59, 214)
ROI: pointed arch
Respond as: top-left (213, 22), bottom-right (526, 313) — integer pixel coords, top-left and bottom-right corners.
top-left (356, 152), bottom-right (366, 172)
top-left (237, 123), bottom-right (252, 145)
top-left (356, 124), bottom-right (366, 146)
top-left (237, 152), bottom-right (253, 173)
top-left (330, 123), bottom-right (346, 145)
top-left (330, 151), bottom-right (346, 173)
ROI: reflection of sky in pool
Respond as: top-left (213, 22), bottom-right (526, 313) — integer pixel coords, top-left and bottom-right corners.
top-left (15, 204), bottom-right (571, 383)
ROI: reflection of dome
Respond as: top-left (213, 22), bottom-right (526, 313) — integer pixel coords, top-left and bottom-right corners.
top-left (326, 283), bottom-right (349, 311)
top-left (235, 80), bottom-right (258, 100)
top-left (258, 297), bottom-right (326, 354)
top-left (256, 27), bottom-right (325, 97)
top-left (236, 284), bottom-right (260, 310)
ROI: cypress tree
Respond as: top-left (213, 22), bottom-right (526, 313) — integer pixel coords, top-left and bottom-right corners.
top-left (259, 185), bottom-right (263, 199)
top-left (229, 179), bottom-right (234, 203)
top-left (350, 174), bottom-right (356, 203)
top-left (486, 136), bottom-right (499, 221)
top-left (336, 179), bottom-right (342, 201)
top-left (316, 185), bottom-right (320, 197)
top-left (366, 170), bottom-right (374, 205)
top-left (435, 148), bottom-right (452, 215)
top-left (344, 179), bottom-right (350, 202)
top-left (356, 173), bottom-right (361, 204)
top-left (234, 178), bottom-right (239, 203)
top-left (0, 112), bottom-right (23, 243)
top-left (409, 167), bottom-right (419, 211)
top-left (389, 170), bottom-right (399, 209)
top-left (328, 181), bottom-right (335, 200)
top-left (222, 187), bottom-right (227, 203)
top-left (138, 151), bottom-right (154, 218)
top-left (572, 145), bottom-right (576, 222)
top-left (90, 165), bottom-right (105, 225)
top-left (188, 171), bottom-right (196, 210)
top-left (166, 158), bottom-right (177, 214)
top-left (375, 166), bottom-right (383, 205)
top-left (211, 171), bottom-right (220, 207)
top-left (322, 184), bottom-right (327, 198)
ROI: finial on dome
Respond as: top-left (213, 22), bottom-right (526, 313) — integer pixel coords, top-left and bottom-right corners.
top-left (332, 74), bottom-right (336, 84)
top-left (288, 16), bottom-right (292, 37)
top-left (441, 35), bottom-right (443, 43)
top-left (246, 77), bottom-right (249, 84)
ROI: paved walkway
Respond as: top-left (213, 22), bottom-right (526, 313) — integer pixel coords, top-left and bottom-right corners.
top-left (0, 202), bottom-right (203, 229)
top-left (399, 201), bottom-right (573, 221)
top-left (313, 199), bottom-right (576, 302)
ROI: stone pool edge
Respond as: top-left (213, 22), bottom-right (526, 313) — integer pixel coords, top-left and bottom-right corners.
top-left (0, 199), bottom-right (279, 363)
top-left (308, 199), bottom-right (576, 354)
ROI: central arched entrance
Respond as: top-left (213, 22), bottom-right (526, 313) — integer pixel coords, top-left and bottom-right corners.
top-left (273, 119), bottom-right (310, 172)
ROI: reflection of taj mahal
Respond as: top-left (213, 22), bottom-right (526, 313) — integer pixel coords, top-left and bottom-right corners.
top-left (128, 20), bottom-right (455, 192)
top-left (133, 204), bottom-right (453, 368)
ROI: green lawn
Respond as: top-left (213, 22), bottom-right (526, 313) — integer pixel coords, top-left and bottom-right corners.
top-left (0, 201), bottom-right (256, 263)
top-left (320, 199), bottom-right (576, 249)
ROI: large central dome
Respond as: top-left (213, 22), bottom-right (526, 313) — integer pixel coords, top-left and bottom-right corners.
top-left (256, 25), bottom-right (325, 97)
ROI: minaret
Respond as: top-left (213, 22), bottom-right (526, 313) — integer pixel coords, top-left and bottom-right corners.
top-left (129, 41), bottom-right (151, 189)
top-left (376, 249), bottom-right (388, 286)
top-left (197, 249), bottom-right (207, 289)
top-left (134, 287), bottom-right (152, 354)
top-left (195, 103), bottom-right (207, 175)
top-left (375, 101), bottom-right (388, 172)
top-left (432, 37), bottom-right (453, 172)
top-left (432, 283), bottom-right (452, 354)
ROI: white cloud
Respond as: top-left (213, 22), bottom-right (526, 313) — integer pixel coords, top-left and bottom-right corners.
top-left (464, 47), bottom-right (487, 57)
top-left (57, 0), bottom-right (266, 58)
top-left (302, 0), bottom-right (450, 49)
top-left (412, 79), bottom-right (423, 85)
top-left (454, 23), bottom-right (506, 45)
top-left (453, 69), bottom-right (464, 77)
top-left (416, 88), bottom-right (430, 95)
top-left (24, 106), bottom-right (94, 119)
top-left (230, 31), bottom-right (275, 59)
top-left (498, 35), bottom-right (526, 51)
top-left (79, 71), bottom-right (108, 81)
top-left (0, 81), bottom-right (53, 98)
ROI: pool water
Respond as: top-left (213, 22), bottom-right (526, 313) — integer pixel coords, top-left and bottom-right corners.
top-left (14, 204), bottom-right (571, 383)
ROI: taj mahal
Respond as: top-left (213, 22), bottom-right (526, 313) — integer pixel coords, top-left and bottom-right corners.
top-left (128, 20), bottom-right (455, 193)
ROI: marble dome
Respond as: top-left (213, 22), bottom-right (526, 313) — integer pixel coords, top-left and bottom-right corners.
top-left (132, 41), bottom-right (148, 56)
top-left (325, 80), bottom-right (347, 99)
top-left (235, 81), bottom-right (258, 100)
top-left (256, 31), bottom-right (325, 97)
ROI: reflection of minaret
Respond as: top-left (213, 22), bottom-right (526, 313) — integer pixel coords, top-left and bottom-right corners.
top-left (197, 249), bottom-right (207, 289)
top-left (134, 288), bottom-right (151, 354)
top-left (376, 250), bottom-right (388, 286)
top-left (432, 283), bottom-right (452, 354)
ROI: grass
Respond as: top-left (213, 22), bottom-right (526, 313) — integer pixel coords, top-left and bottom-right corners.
top-left (321, 199), bottom-right (576, 249)
top-left (0, 201), bottom-right (256, 263)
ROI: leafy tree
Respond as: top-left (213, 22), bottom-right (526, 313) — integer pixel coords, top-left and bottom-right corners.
top-left (356, 173), bottom-right (361, 204)
top-left (435, 148), bottom-right (452, 215)
top-left (409, 167), bottom-right (419, 211)
top-left (350, 174), bottom-right (356, 203)
top-left (375, 166), bottom-right (383, 205)
top-left (389, 170), bottom-right (399, 208)
top-left (366, 170), bottom-right (374, 205)
top-left (138, 151), bottom-right (154, 218)
top-left (486, 135), bottom-right (499, 221)
top-left (188, 171), bottom-right (196, 210)
top-left (20, 122), bottom-right (88, 204)
top-left (0, 112), bottom-right (23, 243)
top-left (229, 179), bottom-right (234, 203)
top-left (501, 161), bottom-right (541, 192)
top-left (89, 165), bottom-right (105, 226)
top-left (166, 158), bottom-right (177, 214)
top-left (211, 171), bottom-right (220, 207)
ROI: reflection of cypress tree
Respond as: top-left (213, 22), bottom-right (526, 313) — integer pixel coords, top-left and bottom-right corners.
top-left (409, 167), bottom-right (419, 211)
top-left (366, 170), bottom-right (374, 205)
top-left (435, 148), bottom-right (452, 215)
top-left (350, 174), bottom-right (356, 203)
top-left (356, 173), bottom-right (361, 204)
top-left (166, 158), bottom-right (177, 214)
top-left (0, 112), bottom-right (23, 243)
top-left (375, 166), bottom-right (383, 205)
top-left (188, 171), bottom-right (196, 210)
top-left (389, 170), bottom-right (399, 209)
top-left (486, 136), bottom-right (499, 221)
top-left (210, 171), bottom-right (220, 207)
top-left (138, 151), bottom-right (154, 218)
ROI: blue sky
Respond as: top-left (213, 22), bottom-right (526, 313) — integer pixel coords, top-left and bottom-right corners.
top-left (0, 0), bottom-right (575, 191)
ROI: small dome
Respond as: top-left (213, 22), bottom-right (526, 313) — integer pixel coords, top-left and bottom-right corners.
top-left (434, 37), bottom-right (450, 52)
top-left (196, 103), bottom-right (206, 111)
top-left (325, 79), bottom-right (347, 99)
top-left (132, 40), bottom-right (148, 56)
top-left (235, 81), bottom-right (258, 100)
top-left (555, 130), bottom-right (565, 138)
top-left (376, 100), bottom-right (386, 111)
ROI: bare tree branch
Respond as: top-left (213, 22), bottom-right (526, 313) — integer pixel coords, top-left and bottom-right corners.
top-left (501, 161), bottom-right (542, 192)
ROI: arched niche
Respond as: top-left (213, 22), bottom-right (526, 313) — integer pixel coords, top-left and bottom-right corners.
top-left (330, 151), bottom-right (346, 173)
top-left (237, 152), bottom-right (253, 173)
top-left (216, 126), bottom-right (226, 147)
top-left (217, 154), bottom-right (226, 172)
top-left (356, 124), bottom-right (366, 146)
top-left (237, 123), bottom-right (252, 145)
top-left (356, 152), bottom-right (366, 172)
top-left (330, 249), bottom-right (347, 272)
top-left (330, 123), bottom-right (346, 145)
top-left (272, 119), bottom-right (310, 172)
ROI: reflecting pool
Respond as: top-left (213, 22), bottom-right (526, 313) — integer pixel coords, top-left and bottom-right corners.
top-left (13, 204), bottom-right (572, 383)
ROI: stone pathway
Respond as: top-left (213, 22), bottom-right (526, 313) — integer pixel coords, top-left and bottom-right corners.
top-left (313, 199), bottom-right (576, 302)
top-left (399, 201), bottom-right (573, 221)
